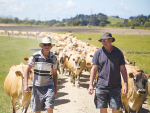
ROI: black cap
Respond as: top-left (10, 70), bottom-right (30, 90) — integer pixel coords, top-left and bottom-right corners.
top-left (98, 32), bottom-right (115, 42)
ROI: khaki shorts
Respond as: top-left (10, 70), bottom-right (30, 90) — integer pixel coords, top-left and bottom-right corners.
top-left (30, 85), bottom-right (55, 111)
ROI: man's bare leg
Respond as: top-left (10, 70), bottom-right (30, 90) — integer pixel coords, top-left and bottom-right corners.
top-left (35, 111), bottom-right (40, 113)
top-left (100, 108), bottom-right (107, 113)
top-left (47, 108), bottom-right (53, 113)
top-left (112, 109), bottom-right (120, 113)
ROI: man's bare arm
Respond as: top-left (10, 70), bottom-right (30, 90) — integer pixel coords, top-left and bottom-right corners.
top-left (53, 68), bottom-right (58, 97)
top-left (120, 65), bottom-right (128, 95)
top-left (88, 65), bottom-right (98, 95)
top-left (24, 65), bottom-right (33, 94)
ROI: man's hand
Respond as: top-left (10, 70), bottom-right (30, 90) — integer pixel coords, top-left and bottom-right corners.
top-left (123, 83), bottom-right (128, 95)
top-left (88, 85), bottom-right (94, 95)
top-left (24, 84), bottom-right (29, 94)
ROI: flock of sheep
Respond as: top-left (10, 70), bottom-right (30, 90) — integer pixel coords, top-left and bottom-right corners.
top-left (0, 29), bottom-right (130, 87)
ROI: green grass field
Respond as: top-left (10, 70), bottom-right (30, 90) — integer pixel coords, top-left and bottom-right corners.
top-left (0, 34), bottom-right (150, 112)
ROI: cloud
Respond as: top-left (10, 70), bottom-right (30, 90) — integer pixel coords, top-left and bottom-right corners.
top-left (21, 2), bottom-right (31, 8)
top-left (0, 1), bottom-right (30, 12)
top-left (53, 8), bottom-right (62, 13)
top-left (116, 3), bottom-right (130, 12)
top-left (0, 0), bottom-right (16, 2)
top-left (65, 0), bottom-right (76, 9)
top-left (0, 0), bottom-right (5, 2)
top-left (44, 2), bottom-right (50, 12)
top-left (11, 7), bottom-right (23, 12)
top-left (53, 2), bottom-right (64, 8)
top-left (44, 7), bottom-right (50, 12)
top-left (51, 2), bottom-right (64, 13)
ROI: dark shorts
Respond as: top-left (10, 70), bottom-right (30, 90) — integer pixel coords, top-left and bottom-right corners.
top-left (94, 87), bottom-right (121, 110)
top-left (30, 85), bottom-right (55, 111)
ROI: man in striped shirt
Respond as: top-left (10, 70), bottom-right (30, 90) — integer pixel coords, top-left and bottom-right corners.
top-left (24, 37), bottom-right (57, 113)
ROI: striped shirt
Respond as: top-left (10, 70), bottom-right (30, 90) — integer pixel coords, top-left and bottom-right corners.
top-left (28, 50), bottom-right (57, 86)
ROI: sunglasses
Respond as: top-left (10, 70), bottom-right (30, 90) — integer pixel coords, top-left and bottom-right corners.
top-left (43, 43), bottom-right (51, 46)
top-left (101, 39), bottom-right (111, 42)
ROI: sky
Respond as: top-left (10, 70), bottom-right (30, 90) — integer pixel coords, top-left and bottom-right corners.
top-left (0, 0), bottom-right (150, 21)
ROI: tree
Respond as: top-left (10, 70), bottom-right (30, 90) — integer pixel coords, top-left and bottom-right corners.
top-left (146, 18), bottom-right (150, 22)
top-left (62, 19), bottom-right (67, 22)
top-left (140, 18), bottom-right (143, 25)
top-left (111, 15), bottom-right (119, 18)
top-left (57, 22), bottom-right (65, 27)
top-left (14, 17), bottom-right (19, 23)
top-left (18, 20), bottom-right (22, 24)
top-left (124, 19), bottom-right (128, 24)
top-left (99, 22), bottom-right (104, 27)
top-left (24, 20), bottom-right (33, 25)
top-left (2, 18), bottom-right (11, 23)
top-left (144, 22), bottom-right (150, 27)
top-left (43, 21), bottom-right (50, 26)
top-left (34, 20), bottom-right (42, 25)
top-left (31, 19), bottom-right (36, 25)
top-left (91, 15), bottom-right (100, 26)
top-left (134, 22), bottom-right (140, 26)
top-left (80, 20), bottom-right (88, 26)
top-left (66, 20), bottom-right (72, 26)
top-left (129, 16), bottom-right (135, 19)
top-left (50, 20), bottom-right (56, 26)
top-left (72, 20), bottom-right (79, 26)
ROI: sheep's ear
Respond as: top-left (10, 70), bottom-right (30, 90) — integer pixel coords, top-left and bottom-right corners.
top-left (15, 71), bottom-right (22, 76)
top-left (129, 73), bottom-right (134, 78)
top-left (24, 57), bottom-right (29, 61)
top-left (147, 74), bottom-right (150, 83)
top-left (90, 55), bottom-right (93, 57)
top-left (147, 74), bottom-right (150, 79)
top-left (137, 70), bottom-right (144, 73)
top-left (87, 63), bottom-right (91, 66)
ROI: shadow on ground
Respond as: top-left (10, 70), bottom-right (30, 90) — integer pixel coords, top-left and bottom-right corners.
top-left (54, 99), bottom-right (70, 106)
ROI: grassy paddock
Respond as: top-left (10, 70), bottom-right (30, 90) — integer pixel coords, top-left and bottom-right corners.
top-left (0, 36), bottom-right (40, 113)
top-left (0, 33), bottom-right (150, 112)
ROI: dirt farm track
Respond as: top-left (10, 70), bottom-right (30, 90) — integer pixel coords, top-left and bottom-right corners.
top-left (0, 25), bottom-right (150, 35)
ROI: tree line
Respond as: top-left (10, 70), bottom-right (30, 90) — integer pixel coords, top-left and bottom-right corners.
top-left (0, 13), bottom-right (150, 27)
top-left (118, 14), bottom-right (150, 27)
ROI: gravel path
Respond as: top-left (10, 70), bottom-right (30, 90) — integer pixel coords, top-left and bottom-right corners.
top-left (53, 71), bottom-right (102, 113)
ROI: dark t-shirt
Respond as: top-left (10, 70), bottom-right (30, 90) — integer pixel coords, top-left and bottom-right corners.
top-left (92, 46), bottom-right (125, 88)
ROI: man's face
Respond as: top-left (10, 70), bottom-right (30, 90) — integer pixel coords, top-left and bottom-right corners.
top-left (101, 38), bottom-right (113, 47)
top-left (42, 43), bottom-right (52, 52)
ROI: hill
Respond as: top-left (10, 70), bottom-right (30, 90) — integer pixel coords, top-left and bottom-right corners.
top-left (107, 16), bottom-right (124, 25)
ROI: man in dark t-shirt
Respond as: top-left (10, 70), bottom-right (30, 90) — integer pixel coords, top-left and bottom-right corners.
top-left (88, 32), bottom-right (128, 113)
